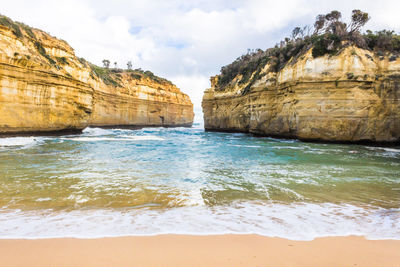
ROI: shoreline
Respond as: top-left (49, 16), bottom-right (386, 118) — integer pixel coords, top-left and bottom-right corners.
top-left (0, 235), bottom-right (399, 266)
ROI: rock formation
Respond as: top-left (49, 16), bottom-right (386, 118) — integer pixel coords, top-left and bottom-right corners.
top-left (202, 46), bottom-right (400, 143)
top-left (0, 16), bottom-right (193, 135)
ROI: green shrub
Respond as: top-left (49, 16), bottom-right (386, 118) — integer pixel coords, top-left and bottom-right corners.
top-left (111, 69), bottom-right (123, 73)
top-left (130, 73), bottom-right (142, 80)
top-left (89, 64), bottom-right (121, 87)
top-left (311, 34), bottom-right (341, 58)
top-left (56, 56), bottom-right (69, 65)
top-left (0, 15), bottom-right (22, 38)
top-left (18, 23), bottom-right (35, 39)
top-left (364, 30), bottom-right (400, 53)
top-left (77, 57), bottom-right (88, 67)
top-left (346, 72), bottom-right (355, 79)
top-left (34, 41), bottom-right (56, 65)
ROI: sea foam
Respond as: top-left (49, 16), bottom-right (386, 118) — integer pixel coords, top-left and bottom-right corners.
top-left (63, 136), bottom-right (164, 142)
top-left (0, 202), bottom-right (398, 240)
top-left (0, 137), bottom-right (41, 148)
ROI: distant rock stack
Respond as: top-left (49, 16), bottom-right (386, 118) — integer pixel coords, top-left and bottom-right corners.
top-left (0, 15), bottom-right (193, 135)
top-left (202, 46), bottom-right (400, 143)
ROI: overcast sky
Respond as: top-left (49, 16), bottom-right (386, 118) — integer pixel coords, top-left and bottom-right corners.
top-left (1, 0), bottom-right (400, 119)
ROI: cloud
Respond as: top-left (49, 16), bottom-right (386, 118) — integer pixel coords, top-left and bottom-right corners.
top-left (1, 0), bottom-right (400, 117)
top-left (171, 74), bottom-right (210, 113)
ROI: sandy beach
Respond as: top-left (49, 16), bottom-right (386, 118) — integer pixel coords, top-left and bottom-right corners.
top-left (0, 235), bottom-right (399, 266)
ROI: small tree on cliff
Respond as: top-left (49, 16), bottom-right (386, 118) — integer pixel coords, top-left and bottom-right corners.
top-left (291, 27), bottom-right (302, 40)
top-left (313, 14), bottom-right (326, 35)
top-left (349, 10), bottom-right (370, 34)
top-left (127, 61), bottom-right (133, 70)
top-left (102, 59), bottom-right (110, 69)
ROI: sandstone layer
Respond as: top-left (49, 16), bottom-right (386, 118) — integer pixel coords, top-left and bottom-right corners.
top-left (202, 47), bottom-right (400, 143)
top-left (0, 17), bottom-right (193, 135)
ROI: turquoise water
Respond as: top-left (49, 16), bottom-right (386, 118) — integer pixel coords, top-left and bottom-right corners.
top-left (0, 124), bottom-right (399, 240)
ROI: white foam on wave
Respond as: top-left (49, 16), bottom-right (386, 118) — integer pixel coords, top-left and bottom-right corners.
top-left (366, 146), bottom-right (400, 153)
top-left (63, 135), bottom-right (164, 142)
top-left (228, 145), bottom-right (261, 148)
top-left (140, 127), bottom-right (163, 132)
top-left (82, 127), bottom-right (113, 136)
top-left (120, 135), bottom-right (164, 141)
top-left (82, 127), bottom-right (136, 136)
top-left (0, 137), bottom-right (41, 148)
top-left (271, 145), bottom-right (308, 150)
top-left (381, 147), bottom-right (400, 153)
top-left (0, 202), bottom-right (398, 240)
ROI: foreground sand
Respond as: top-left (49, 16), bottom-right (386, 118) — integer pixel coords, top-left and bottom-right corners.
top-left (0, 235), bottom-right (399, 266)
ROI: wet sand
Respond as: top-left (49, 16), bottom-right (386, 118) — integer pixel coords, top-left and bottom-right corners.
top-left (0, 235), bottom-right (399, 266)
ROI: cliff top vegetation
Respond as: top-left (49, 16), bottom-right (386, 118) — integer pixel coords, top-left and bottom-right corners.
top-left (88, 62), bottom-right (173, 87)
top-left (216, 10), bottom-right (400, 92)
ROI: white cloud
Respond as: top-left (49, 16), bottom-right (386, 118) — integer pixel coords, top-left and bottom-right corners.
top-left (1, 0), bottom-right (400, 114)
top-left (171, 74), bottom-right (210, 104)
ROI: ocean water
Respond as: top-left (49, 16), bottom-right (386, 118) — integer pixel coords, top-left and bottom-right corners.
top-left (0, 124), bottom-right (399, 240)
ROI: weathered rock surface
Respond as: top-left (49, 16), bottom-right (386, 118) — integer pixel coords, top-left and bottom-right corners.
top-left (202, 47), bottom-right (400, 143)
top-left (0, 18), bottom-right (193, 135)
top-left (90, 73), bottom-right (193, 128)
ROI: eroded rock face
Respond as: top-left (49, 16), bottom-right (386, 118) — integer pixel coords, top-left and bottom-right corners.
top-left (202, 47), bottom-right (400, 143)
top-left (90, 73), bottom-right (193, 128)
top-left (0, 20), bottom-right (193, 135)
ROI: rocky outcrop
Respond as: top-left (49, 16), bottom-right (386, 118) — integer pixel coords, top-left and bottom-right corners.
top-left (202, 47), bottom-right (400, 143)
top-left (0, 16), bottom-right (193, 135)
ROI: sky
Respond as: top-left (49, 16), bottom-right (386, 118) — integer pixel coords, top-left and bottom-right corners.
top-left (1, 0), bottom-right (400, 120)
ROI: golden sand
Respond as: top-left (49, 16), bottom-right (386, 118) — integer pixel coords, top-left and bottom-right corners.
top-left (0, 235), bottom-right (399, 266)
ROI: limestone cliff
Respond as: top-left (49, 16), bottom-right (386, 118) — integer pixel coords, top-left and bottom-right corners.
top-left (202, 47), bottom-right (400, 143)
top-left (0, 16), bottom-right (193, 135)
